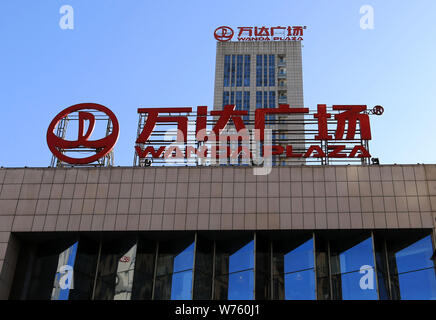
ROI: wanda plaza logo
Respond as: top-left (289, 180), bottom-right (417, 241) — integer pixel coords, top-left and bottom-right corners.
top-left (46, 103), bottom-right (119, 164)
top-left (46, 103), bottom-right (382, 169)
top-left (214, 25), bottom-right (306, 42)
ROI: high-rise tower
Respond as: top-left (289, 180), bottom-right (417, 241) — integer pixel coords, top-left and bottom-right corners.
top-left (213, 41), bottom-right (305, 165)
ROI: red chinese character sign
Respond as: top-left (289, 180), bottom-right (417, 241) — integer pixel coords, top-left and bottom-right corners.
top-left (47, 103), bottom-right (119, 165)
top-left (134, 104), bottom-right (382, 167)
top-left (214, 25), bottom-right (307, 42)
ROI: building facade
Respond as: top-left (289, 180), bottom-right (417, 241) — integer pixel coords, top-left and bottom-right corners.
top-left (1, 165), bottom-right (436, 300)
top-left (213, 41), bottom-right (305, 165)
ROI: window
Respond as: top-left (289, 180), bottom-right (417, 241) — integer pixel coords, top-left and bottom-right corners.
top-left (243, 91), bottom-right (250, 122)
top-left (51, 242), bottom-right (78, 300)
top-left (263, 55), bottom-right (268, 86)
top-left (388, 234), bottom-right (436, 300)
top-left (10, 230), bottom-right (436, 300)
top-left (154, 239), bottom-right (195, 300)
top-left (236, 55), bottom-right (243, 87)
top-left (214, 236), bottom-right (255, 300)
top-left (223, 55), bottom-right (230, 87)
top-left (273, 235), bottom-right (315, 300)
top-left (330, 235), bottom-right (378, 300)
top-left (223, 91), bottom-right (229, 107)
top-left (231, 55), bottom-right (236, 87)
top-left (256, 91), bottom-right (262, 109)
top-left (269, 55), bottom-right (275, 86)
top-left (93, 236), bottom-right (138, 300)
top-left (256, 55), bottom-right (262, 86)
top-left (263, 91), bottom-right (268, 109)
top-left (244, 55), bottom-right (250, 86)
top-left (131, 238), bottom-right (156, 300)
top-left (10, 236), bottom-right (99, 300)
top-left (235, 91), bottom-right (242, 112)
top-left (268, 91), bottom-right (276, 122)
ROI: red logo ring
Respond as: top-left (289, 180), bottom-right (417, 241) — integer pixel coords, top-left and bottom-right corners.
top-left (214, 26), bottom-right (234, 42)
top-left (47, 103), bottom-right (119, 165)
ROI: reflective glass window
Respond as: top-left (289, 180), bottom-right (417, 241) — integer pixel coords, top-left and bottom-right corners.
top-left (256, 91), bottom-right (262, 109)
top-left (243, 91), bottom-right (250, 122)
top-left (256, 55), bottom-right (262, 86)
top-left (10, 236), bottom-right (98, 300)
top-left (214, 236), bottom-right (254, 300)
top-left (231, 55), bottom-right (236, 87)
top-left (244, 55), bottom-right (250, 86)
top-left (268, 91), bottom-right (275, 122)
top-left (131, 238), bottom-right (156, 300)
top-left (235, 92), bottom-right (242, 113)
top-left (154, 239), bottom-right (195, 300)
top-left (236, 55), bottom-right (243, 87)
top-left (193, 236), bottom-right (213, 299)
top-left (263, 91), bottom-right (268, 108)
top-left (269, 55), bottom-right (275, 86)
top-left (222, 91), bottom-right (229, 107)
top-left (223, 55), bottom-right (230, 87)
top-left (263, 55), bottom-right (268, 86)
top-left (330, 235), bottom-right (378, 300)
top-left (273, 236), bottom-right (315, 300)
top-left (51, 242), bottom-right (78, 300)
top-left (94, 236), bottom-right (137, 300)
top-left (388, 234), bottom-right (436, 300)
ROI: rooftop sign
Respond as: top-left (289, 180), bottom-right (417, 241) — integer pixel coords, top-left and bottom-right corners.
top-left (214, 26), bottom-right (306, 42)
top-left (46, 103), bottom-right (382, 167)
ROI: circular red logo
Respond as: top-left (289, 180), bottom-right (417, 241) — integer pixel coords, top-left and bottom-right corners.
top-left (47, 103), bottom-right (119, 165)
top-left (214, 26), bottom-right (234, 42)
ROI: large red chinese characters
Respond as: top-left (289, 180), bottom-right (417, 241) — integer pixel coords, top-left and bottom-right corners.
top-left (135, 104), bottom-right (372, 159)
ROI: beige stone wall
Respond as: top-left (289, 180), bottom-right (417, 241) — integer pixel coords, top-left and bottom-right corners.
top-left (1, 165), bottom-right (436, 298)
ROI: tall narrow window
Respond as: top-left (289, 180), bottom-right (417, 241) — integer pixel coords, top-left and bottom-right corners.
top-left (223, 92), bottom-right (230, 107)
top-left (230, 92), bottom-right (234, 105)
top-left (51, 242), bottom-right (78, 300)
top-left (388, 234), bottom-right (436, 300)
top-left (244, 55), bottom-right (250, 86)
top-left (263, 55), bottom-right (268, 86)
top-left (154, 240), bottom-right (195, 300)
top-left (214, 237), bottom-right (255, 300)
top-left (236, 55), bottom-right (243, 87)
top-left (131, 238), bottom-right (156, 300)
top-left (256, 91), bottom-right (262, 109)
top-left (256, 55), bottom-right (262, 86)
top-left (269, 91), bottom-right (276, 122)
top-left (228, 241), bottom-right (254, 300)
top-left (223, 55), bottom-right (230, 87)
top-left (235, 91), bottom-right (242, 111)
top-left (330, 235), bottom-right (378, 300)
top-left (273, 236), bottom-right (316, 300)
top-left (93, 236), bottom-right (138, 300)
top-left (243, 91), bottom-right (250, 122)
top-left (269, 55), bottom-right (275, 86)
top-left (263, 91), bottom-right (268, 109)
top-left (231, 55), bottom-right (236, 87)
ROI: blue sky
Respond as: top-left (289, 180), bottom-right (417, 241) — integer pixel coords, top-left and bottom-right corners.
top-left (0, 0), bottom-right (435, 167)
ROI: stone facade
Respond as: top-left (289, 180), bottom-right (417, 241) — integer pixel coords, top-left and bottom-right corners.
top-left (1, 164), bottom-right (436, 298)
